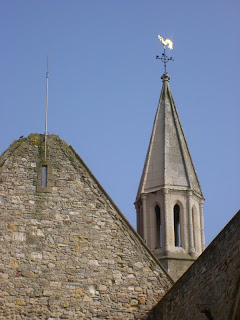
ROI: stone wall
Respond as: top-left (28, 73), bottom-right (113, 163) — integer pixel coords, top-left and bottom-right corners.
top-left (0, 134), bottom-right (173, 320)
top-left (149, 210), bottom-right (240, 320)
top-left (159, 256), bottom-right (194, 282)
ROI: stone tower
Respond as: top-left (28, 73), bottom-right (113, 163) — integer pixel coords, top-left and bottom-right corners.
top-left (135, 73), bottom-right (205, 281)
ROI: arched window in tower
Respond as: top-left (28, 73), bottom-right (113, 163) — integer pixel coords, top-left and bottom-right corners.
top-left (155, 205), bottom-right (162, 248)
top-left (174, 204), bottom-right (181, 247)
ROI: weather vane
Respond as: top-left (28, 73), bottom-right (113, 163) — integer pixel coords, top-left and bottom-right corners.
top-left (156, 35), bottom-right (174, 73)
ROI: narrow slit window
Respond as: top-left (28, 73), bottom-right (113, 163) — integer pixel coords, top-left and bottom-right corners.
top-left (174, 204), bottom-right (181, 247)
top-left (155, 205), bottom-right (162, 248)
top-left (42, 165), bottom-right (47, 187)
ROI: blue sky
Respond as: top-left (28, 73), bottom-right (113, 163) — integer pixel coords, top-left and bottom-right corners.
top-left (1, 0), bottom-right (239, 246)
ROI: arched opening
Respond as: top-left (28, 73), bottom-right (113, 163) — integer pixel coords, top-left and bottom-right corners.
top-left (174, 204), bottom-right (181, 247)
top-left (155, 205), bottom-right (162, 248)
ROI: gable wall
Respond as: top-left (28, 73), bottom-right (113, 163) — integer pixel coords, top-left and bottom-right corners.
top-left (0, 134), bottom-right (172, 320)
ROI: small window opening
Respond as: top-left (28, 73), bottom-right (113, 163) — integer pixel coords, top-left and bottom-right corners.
top-left (42, 165), bottom-right (47, 187)
top-left (174, 204), bottom-right (181, 247)
top-left (155, 205), bottom-right (162, 248)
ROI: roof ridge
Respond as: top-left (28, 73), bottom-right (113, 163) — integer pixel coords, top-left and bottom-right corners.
top-left (67, 143), bottom-right (174, 284)
top-left (0, 139), bottom-right (24, 168)
top-left (167, 85), bottom-right (204, 197)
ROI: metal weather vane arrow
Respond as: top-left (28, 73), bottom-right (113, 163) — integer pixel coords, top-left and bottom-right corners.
top-left (156, 35), bottom-right (174, 73)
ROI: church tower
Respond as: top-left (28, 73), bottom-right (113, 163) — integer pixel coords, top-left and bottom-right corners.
top-left (135, 72), bottom-right (205, 281)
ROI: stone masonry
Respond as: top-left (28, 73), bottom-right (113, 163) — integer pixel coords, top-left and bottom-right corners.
top-left (149, 210), bottom-right (240, 320)
top-left (0, 134), bottom-right (173, 320)
top-left (135, 73), bottom-right (205, 281)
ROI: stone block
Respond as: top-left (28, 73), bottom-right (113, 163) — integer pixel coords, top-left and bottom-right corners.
top-left (16, 298), bottom-right (26, 306)
top-left (99, 285), bottom-right (107, 291)
top-left (83, 295), bottom-right (92, 302)
top-left (130, 299), bottom-right (139, 306)
top-left (75, 288), bottom-right (84, 297)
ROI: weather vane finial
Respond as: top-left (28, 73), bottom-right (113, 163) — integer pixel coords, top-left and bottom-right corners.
top-left (156, 35), bottom-right (174, 73)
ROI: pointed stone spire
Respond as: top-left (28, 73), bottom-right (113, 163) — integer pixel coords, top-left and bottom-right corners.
top-left (136, 73), bottom-right (203, 200)
top-left (135, 73), bottom-right (205, 281)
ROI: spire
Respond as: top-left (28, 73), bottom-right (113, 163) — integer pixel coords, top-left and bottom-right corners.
top-left (135, 73), bottom-right (205, 280)
top-left (135, 35), bottom-right (205, 280)
top-left (136, 73), bottom-right (203, 201)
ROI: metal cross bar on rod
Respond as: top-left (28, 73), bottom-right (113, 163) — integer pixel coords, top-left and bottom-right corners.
top-left (156, 35), bottom-right (174, 73)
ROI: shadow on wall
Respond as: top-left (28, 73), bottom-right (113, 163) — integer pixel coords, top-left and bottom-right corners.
top-left (146, 211), bottom-right (240, 320)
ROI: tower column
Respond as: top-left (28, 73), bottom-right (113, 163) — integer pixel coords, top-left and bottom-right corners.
top-left (162, 188), bottom-right (170, 255)
top-left (188, 190), bottom-right (195, 256)
top-left (182, 200), bottom-right (189, 251)
top-left (195, 206), bottom-right (202, 254)
top-left (135, 201), bottom-right (142, 238)
top-left (141, 194), bottom-right (148, 245)
top-left (199, 200), bottom-right (205, 251)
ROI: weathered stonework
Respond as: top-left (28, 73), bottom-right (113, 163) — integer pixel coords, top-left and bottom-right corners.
top-left (135, 73), bottom-right (205, 281)
top-left (149, 210), bottom-right (240, 320)
top-left (0, 134), bottom-right (173, 320)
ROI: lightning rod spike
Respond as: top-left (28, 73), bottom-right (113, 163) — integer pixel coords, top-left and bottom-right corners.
top-left (44, 56), bottom-right (49, 161)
